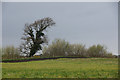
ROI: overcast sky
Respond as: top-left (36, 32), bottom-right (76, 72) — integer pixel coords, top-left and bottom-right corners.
top-left (2, 2), bottom-right (118, 55)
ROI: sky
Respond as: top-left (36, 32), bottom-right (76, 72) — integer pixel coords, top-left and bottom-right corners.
top-left (0, 2), bottom-right (2, 48)
top-left (2, 2), bottom-right (118, 55)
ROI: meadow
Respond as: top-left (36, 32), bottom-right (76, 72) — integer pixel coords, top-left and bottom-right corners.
top-left (2, 58), bottom-right (118, 78)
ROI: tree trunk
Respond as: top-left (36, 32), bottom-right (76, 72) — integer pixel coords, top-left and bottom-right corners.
top-left (29, 47), bottom-right (37, 57)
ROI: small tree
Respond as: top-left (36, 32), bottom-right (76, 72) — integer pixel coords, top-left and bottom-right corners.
top-left (42, 39), bottom-right (87, 57)
top-left (20, 17), bottom-right (55, 57)
top-left (87, 44), bottom-right (108, 57)
top-left (70, 44), bottom-right (87, 57)
top-left (42, 39), bottom-right (70, 57)
top-left (2, 46), bottom-right (20, 59)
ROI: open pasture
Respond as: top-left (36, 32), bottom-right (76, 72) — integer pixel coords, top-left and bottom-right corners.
top-left (2, 58), bottom-right (118, 78)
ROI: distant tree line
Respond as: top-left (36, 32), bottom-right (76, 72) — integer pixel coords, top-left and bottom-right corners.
top-left (1, 39), bottom-right (116, 60)
top-left (2, 46), bottom-right (21, 59)
top-left (42, 39), bottom-right (114, 58)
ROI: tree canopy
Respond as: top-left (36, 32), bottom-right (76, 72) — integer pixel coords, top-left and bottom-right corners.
top-left (19, 17), bottom-right (55, 57)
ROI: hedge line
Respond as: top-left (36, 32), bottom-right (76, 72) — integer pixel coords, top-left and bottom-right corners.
top-left (2, 56), bottom-right (117, 63)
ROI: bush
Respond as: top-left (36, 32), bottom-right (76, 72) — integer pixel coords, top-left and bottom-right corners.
top-left (105, 53), bottom-right (114, 58)
top-left (2, 46), bottom-right (21, 59)
top-left (87, 44), bottom-right (114, 58)
top-left (68, 44), bottom-right (87, 57)
top-left (42, 39), bottom-right (70, 57)
top-left (42, 39), bottom-right (114, 58)
top-left (42, 39), bottom-right (87, 57)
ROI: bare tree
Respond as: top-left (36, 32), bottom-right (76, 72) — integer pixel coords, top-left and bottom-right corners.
top-left (19, 17), bottom-right (55, 57)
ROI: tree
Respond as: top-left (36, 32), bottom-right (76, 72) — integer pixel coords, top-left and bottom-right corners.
top-left (70, 44), bottom-right (87, 57)
top-left (42, 39), bottom-right (70, 57)
top-left (19, 17), bottom-right (55, 57)
top-left (87, 44), bottom-right (107, 57)
top-left (42, 39), bottom-right (87, 57)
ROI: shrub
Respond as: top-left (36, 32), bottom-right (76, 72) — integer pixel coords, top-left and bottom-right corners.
top-left (87, 44), bottom-right (113, 58)
top-left (42, 39), bottom-right (87, 57)
top-left (42, 39), bottom-right (71, 57)
top-left (2, 46), bottom-right (21, 59)
top-left (42, 39), bottom-right (114, 58)
top-left (105, 52), bottom-right (114, 58)
top-left (68, 44), bottom-right (87, 57)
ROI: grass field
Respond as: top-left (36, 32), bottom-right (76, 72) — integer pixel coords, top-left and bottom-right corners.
top-left (2, 58), bottom-right (118, 78)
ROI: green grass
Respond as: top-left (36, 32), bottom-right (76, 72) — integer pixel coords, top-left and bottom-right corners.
top-left (2, 58), bottom-right (118, 78)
